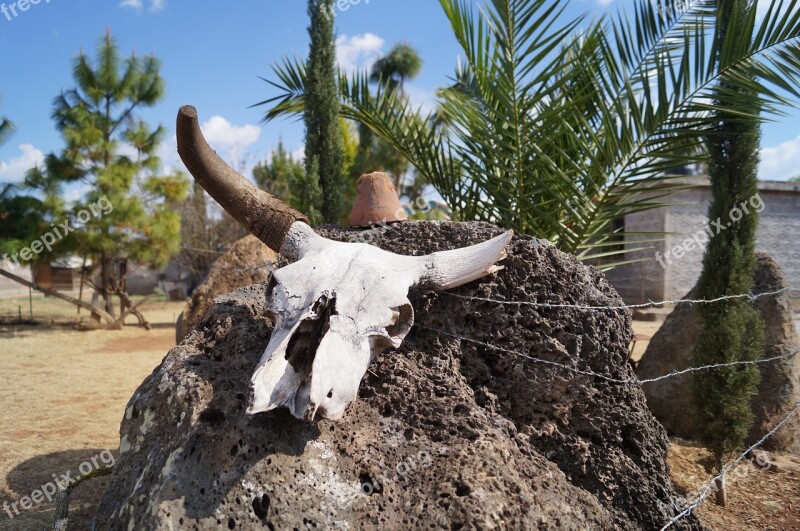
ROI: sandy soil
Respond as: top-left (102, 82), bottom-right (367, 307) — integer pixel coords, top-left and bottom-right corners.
top-left (670, 440), bottom-right (800, 530)
top-left (0, 296), bottom-right (184, 530)
top-left (0, 295), bottom-right (797, 530)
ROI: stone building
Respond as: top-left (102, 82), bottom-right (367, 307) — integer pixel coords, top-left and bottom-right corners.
top-left (605, 177), bottom-right (800, 303)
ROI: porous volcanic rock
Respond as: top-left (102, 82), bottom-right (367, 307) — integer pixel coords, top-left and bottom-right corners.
top-left (177, 235), bottom-right (278, 342)
top-left (95, 222), bottom-right (702, 530)
top-left (636, 252), bottom-right (799, 451)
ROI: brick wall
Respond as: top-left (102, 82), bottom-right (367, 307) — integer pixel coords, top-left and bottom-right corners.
top-left (607, 179), bottom-right (800, 303)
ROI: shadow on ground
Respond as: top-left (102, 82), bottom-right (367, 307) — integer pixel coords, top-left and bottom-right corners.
top-left (1, 449), bottom-right (116, 531)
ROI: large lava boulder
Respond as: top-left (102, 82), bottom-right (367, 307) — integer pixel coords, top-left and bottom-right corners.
top-left (177, 235), bottom-right (278, 343)
top-left (636, 252), bottom-right (800, 451)
top-left (95, 222), bottom-right (702, 530)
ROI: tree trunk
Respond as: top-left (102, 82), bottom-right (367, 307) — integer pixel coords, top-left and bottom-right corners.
top-left (714, 476), bottom-right (727, 507)
top-left (101, 253), bottom-right (116, 318)
top-left (0, 267), bottom-right (118, 327)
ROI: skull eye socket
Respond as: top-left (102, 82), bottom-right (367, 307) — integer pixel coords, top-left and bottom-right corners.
top-left (369, 303), bottom-right (413, 351)
top-left (385, 303), bottom-right (413, 341)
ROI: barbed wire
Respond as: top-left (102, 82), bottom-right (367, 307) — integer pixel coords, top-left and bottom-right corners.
top-left (416, 324), bottom-right (798, 386)
top-left (638, 350), bottom-right (798, 383)
top-left (201, 261), bottom-right (279, 274)
top-left (418, 319), bottom-right (799, 529)
top-left (441, 288), bottom-right (789, 311)
top-left (659, 400), bottom-right (800, 530)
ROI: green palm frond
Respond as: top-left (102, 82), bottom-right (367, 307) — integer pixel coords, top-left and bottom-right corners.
top-left (0, 96), bottom-right (14, 147)
top-left (257, 0), bottom-right (800, 266)
top-left (0, 116), bottom-right (13, 147)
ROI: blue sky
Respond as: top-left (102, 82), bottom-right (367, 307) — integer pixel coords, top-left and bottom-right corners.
top-left (1, 0), bottom-right (799, 199)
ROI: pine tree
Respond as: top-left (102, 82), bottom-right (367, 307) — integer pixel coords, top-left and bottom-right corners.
top-left (303, 0), bottom-right (344, 224)
top-left (691, 0), bottom-right (765, 505)
top-left (28, 31), bottom-right (188, 323)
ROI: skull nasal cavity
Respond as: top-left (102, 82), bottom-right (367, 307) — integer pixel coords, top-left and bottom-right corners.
top-left (284, 295), bottom-right (337, 375)
top-left (312, 294), bottom-right (338, 317)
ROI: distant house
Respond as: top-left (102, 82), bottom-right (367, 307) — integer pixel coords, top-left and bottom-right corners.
top-left (0, 257), bottom-right (83, 296)
top-left (43, 256), bottom-right (84, 291)
top-left (605, 177), bottom-right (800, 303)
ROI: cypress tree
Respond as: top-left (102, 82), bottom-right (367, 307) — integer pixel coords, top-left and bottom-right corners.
top-left (303, 0), bottom-right (344, 224)
top-left (691, 0), bottom-right (764, 505)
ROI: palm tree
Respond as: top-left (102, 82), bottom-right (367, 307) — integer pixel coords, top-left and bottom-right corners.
top-left (370, 42), bottom-right (423, 93)
top-left (0, 98), bottom-right (13, 148)
top-left (260, 0), bottom-right (800, 266)
top-left (364, 42), bottom-right (424, 192)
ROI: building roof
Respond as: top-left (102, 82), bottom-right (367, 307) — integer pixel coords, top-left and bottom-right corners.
top-left (662, 175), bottom-right (800, 193)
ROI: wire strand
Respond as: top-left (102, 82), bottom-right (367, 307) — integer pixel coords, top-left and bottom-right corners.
top-left (416, 323), bottom-right (799, 529)
top-left (442, 288), bottom-right (789, 311)
top-left (659, 400), bottom-right (800, 530)
top-left (416, 324), bottom-right (798, 386)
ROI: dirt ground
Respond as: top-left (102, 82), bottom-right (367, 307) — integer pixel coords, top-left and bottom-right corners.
top-left (0, 295), bottom-right (184, 530)
top-left (670, 441), bottom-right (800, 530)
top-left (0, 295), bottom-right (797, 530)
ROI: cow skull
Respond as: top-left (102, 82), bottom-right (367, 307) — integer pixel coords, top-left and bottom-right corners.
top-left (177, 106), bottom-right (512, 421)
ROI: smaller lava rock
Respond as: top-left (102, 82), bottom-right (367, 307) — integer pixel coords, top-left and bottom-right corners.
top-left (636, 252), bottom-right (800, 451)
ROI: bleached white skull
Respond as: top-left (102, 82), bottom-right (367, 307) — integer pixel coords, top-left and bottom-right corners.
top-left (177, 106), bottom-right (512, 421)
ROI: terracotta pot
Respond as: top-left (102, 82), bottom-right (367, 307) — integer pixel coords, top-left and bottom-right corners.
top-left (349, 172), bottom-right (408, 227)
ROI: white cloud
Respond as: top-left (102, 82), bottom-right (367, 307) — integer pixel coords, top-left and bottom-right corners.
top-left (405, 84), bottom-right (438, 114)
top-left (596, 0), bottom-right (613, 6)
top-left (760, 135), bottom-right (800, 181)
top-left (150, 0), bottom-right (166, 12)
top-left (119, 0), bottom-right (142, 11)
top-left (158, 116), bottom-right (262, 178)
top-left (291, 146), bottom-right (305, 163)
top-left (156, 136), bottom-right (180, 173)
top-left (0, 144), bottom-right (44, 184)
top-left (201, 116), bottom-right (261, 162)
top-left (336, 33), bottom-right (385, 73)
top-left (63, 183), bottom-right (92, 204)
top-left (118, 0), bottom-right (166, 13)
top-left (117, 141), bottom-right (140, 161)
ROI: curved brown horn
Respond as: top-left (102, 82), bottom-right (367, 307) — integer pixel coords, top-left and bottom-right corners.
top-left (176, 105), bottom-right (308, 252)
